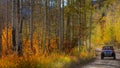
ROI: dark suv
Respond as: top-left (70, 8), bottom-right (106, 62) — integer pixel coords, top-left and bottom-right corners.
top-left (101, 46), bottom-right (116, 60)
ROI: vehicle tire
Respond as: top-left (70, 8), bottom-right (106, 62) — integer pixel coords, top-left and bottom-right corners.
top-left (113, 55), bottom-right (116, 60)
top-left (101, 55), bottom-right (104, 60)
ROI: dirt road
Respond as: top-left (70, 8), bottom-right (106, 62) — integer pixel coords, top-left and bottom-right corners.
top-left (81, 51), bottom-right (120, 68)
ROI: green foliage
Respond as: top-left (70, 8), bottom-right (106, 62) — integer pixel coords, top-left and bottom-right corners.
top-left (97, 0), bottom-right (116, 7)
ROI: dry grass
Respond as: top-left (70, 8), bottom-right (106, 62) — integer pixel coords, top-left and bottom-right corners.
top-left (0, 28), bottom-right (95, 68)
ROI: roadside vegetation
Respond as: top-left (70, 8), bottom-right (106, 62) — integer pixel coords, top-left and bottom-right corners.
top-left (1, 38), bottom-right (95, 68)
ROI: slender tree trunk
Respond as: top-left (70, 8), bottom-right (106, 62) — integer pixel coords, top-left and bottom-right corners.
top-left (0, 21), bottom-right (2, 57)
top-left (42, 0), bottom-right (46, 54)
top-left (56, 0), bottom-right (59, 50)
top-left (58, 0), bottom-right (62, 51)
top-left (6, 0), bottom-right (9, 51)
top-left (17, 0), bottom-right (23, 56)
top-left (0, 2), bottom-right (3, 57)
top-left (0, 1), bottom-right (2, 56)
top-left (61, 0), bottom-right (64, 50)
top-left (78, 15), bottom-right (80, 52)
top-left (43, 0), bottom-right (47, 54)
top-left (47, 0), bottom-right (50, 54)
top-left (12, 0), bottom-right (16, 51)
top-left (38, 0), bottom-right (42, 51)
top-left (66, 16), bottom-right (70, 41)
top-left (30, 0), bottom-right (33, 51)
top-left (89, 1), bottom-right (93, 52)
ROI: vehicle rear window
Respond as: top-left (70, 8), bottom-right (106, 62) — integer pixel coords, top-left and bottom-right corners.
top-left (102, 46), bottom-right (114, 50)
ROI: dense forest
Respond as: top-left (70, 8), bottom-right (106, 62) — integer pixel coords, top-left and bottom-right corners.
top-left (0, 0), bottom-right (120, 68)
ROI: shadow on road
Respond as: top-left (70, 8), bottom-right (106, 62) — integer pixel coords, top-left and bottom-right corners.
top-left (91, 63), bottom-right (119, 68)
top-left (115, 59), bottom-right (120, 62)
top-left (81, 51), bottom-right (120, 68)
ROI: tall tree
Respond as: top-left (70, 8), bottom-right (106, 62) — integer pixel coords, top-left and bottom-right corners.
top-left (6, 0), bottom-right (9, 50)
top-left (0, 1), bottom-right (3, 57)
top-left (58, 0), bottom-right (62, 51)
top-left (30, 0), bottom-right (33, 51)
top-left (17, 0), bottom-right (23, 56)
top-left (12, 0), bottom-right (16, 51)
